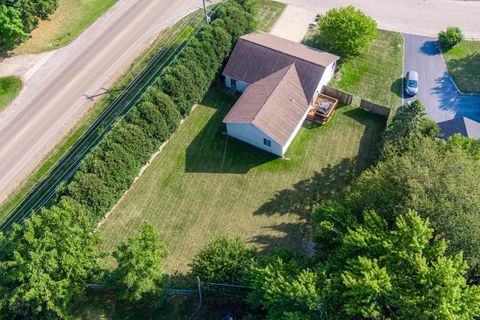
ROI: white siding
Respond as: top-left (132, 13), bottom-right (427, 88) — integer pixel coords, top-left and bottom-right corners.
top-left (224, 76), bottom-right (249, 92)
top-left (281, 106), bottom-right (310, 155)
top-left (314, 61), bottom-right (336, 97)
top-left (225, 123), bottom-right (283, 156)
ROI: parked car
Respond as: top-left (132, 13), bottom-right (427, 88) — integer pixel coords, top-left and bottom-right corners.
top-left (405, 70), bottom-right (419, 96)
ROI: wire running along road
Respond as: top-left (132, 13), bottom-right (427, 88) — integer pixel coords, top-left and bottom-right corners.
top-left (0, 3), bottom-right (223, 232)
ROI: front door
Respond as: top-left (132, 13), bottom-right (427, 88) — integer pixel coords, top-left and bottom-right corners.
top-left (230, 78), bottom-right (237, 89)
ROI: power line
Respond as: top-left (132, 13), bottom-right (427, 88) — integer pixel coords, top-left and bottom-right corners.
top-left (0, 7), bottom-right (218, 233)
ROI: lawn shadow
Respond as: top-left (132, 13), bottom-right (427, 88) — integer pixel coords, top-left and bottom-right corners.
top-left (253, 157), bottom-right (358, 222)
top-left (445, 52), bottom-right (480, 93)
top-left (420, 40), bottom-right (441, 56)
top-left (185, 87), bottom-right (277, 174)
top-left (391, 77), bottom-right (404, 99)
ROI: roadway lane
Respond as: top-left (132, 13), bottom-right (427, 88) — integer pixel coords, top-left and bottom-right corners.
top-left (403, 33), bottom-right (480, 123)
top-left (281, 0), bottom-right (480, 39)
top-left (0, 0), bottom-right (203, 203)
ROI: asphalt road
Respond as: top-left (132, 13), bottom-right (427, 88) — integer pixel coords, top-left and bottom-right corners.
top-left (281, 0), bottom-right (480, 39)
top-left (0, 0), bottom-right (202, 203)
top-left (403, 33), bottom-right (480, 123)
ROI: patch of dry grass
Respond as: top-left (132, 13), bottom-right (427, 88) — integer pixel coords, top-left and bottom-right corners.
top-left (13, 0), bottom-right (118, 55)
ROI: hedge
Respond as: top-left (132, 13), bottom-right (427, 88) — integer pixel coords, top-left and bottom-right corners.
top-left (58, 0), bottom-right (257, 225)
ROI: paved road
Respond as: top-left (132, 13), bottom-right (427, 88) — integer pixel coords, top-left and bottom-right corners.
top-left (282, 0), bottom-right (480, 39)
top-left (403, 33), bottom-right (480, 123)
top-left (0, 0), bottom-right (202, 203)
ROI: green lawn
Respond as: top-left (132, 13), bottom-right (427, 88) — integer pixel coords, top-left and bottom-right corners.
top-left (304, 29), bottom-right (404, 115)
top-left (0, 76), bottom-right (22, 111)
top-left (12, 0), bottom-right (118, 55)
top-left (97, 87), bottom-right (386, 274)
top-left (442, 40), bottom-right (480, 93)
top-left (257, 0), bottom-right (287, 32)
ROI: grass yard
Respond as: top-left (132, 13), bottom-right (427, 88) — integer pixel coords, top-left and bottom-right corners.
top-left (442, 40), bottom-right (480, 93)
top-left (257, 0), bottom-right (287, 32)
top-left (0, 76), bottom-right (22, 111)
top-left (98, 86), bottom-right (386, 274)
top-left (12, 0), bottom-right (118, 55)
top-left (304, 29), bottom-right (404, 114)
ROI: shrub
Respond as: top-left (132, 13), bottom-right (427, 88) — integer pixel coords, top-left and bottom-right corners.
top-left (190, 235), bottom-right (257, 284)
top-left (319, 6), bottom-right (378, 57)
top-left (56, 0), bottom-right (256, 226)
top-left (439, 26), bottom-right (464, 49)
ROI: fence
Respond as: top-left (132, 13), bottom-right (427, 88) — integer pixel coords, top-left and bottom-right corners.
top-left (322, 86), bottom-right (353, 105)
top-left (360, 99), bottom-right (391, 117)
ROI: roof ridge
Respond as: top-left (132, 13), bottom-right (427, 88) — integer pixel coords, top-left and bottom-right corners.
top-left (251, 64), bottom-right (297, 123)
top-left (240, 35), bottom-right (329, 68)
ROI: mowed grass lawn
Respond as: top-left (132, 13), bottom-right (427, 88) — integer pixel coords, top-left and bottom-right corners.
top-left (257, 0), bottom-right (287, 32)
top-left (0, 76), bottom-right (22, 111)
top-left (98, 87), bottom-right (386, 273)
top-left (330, 30), bottom-right (404, 112)
top-left (443, 40), bottom-right (480, 93)
top-left (13, 0), bottom-right (118, 55)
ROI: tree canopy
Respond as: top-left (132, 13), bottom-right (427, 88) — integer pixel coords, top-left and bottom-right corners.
top-left (0, 200), bottom-right (99, 319)
top-left (319, 6), bottom-right (378, 57)
top-left (0, 1), bottom-right (59, 47)
top-left (112, 222), bottom-right (169, 304)
top-left (346, 137), bottom-right (480, 269)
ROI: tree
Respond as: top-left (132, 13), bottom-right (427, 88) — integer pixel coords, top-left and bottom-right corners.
top-left (382, 99), bottom-right (439, 152)
top-left (314, 209), bottom-right (480, 319)
top-left (0, 199), bottom-right (100, 319)
top-left (246, 257), bottom-right (322, 320)
top-left (0, 5), bottom-right (27, 47)
top-left (190, 235), bottom-right (256, 284)
top-left (439, 26), bottom-right (464, 49)
top-left (319, 6), bottom-right (378, 57)
top-left (347, 137), bottom-right (480, 269)
top-left (112, 222), bottom-right (168, 304)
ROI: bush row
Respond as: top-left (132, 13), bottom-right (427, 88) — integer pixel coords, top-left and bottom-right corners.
top-left (61, 0), bottom-right (257, 225)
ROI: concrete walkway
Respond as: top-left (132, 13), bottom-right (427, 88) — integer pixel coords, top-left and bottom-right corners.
top-left (403, 33), bottom-right (480, 123)
top-left (270, 5), bottom-right (317, 42)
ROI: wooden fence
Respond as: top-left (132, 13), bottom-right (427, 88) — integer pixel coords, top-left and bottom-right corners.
top-left (322, 86), bottom-right (353, 105)
top-left (360, 99), bottom-right (391, 117)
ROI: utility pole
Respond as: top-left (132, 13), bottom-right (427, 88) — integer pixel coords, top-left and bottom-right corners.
top-left (202, 0), bottom-right (210, 24)
top-left (197, 276), bottom-right (203, 306)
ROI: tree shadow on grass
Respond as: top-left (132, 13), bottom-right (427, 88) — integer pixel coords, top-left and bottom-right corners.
top-left (250, 107), bottom-right (386, 255)
top-left (185, 87), bottom-right (277, 174)
top-left (391, 77), bottom-right (404, 99)
top-left (253, 157), bottom-right (359, 222)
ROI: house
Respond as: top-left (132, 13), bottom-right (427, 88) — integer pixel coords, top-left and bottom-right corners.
top-left (222, 32), bottom-right (339, 156)
top-left (438, 117), bottom-right (480, 139)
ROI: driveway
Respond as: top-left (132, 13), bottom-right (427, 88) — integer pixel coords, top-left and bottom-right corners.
top-left (270, 5), bottom-right (317, 42)
top-left (0, 0), bottom-right (204, 203)
top-left (403, 33), bottom-right (480, 123)
top-left (281, 0), bottom-right (480, 39)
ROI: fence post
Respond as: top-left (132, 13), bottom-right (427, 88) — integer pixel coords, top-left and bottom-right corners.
top-left (197, 276), bottom-right (203, 306)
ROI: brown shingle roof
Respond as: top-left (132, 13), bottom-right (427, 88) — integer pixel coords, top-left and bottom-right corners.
top-left (222, 32), bottom-right (339, 103)
top-left (241, 32), bottom-right (339, 67)
top-left (223, 64), bottom-right (309, 146)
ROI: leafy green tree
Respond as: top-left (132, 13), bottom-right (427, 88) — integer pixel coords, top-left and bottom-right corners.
top-left (439, 26), bottom-right (464, 49)
top-left (0, 199), bottom-right (100, 319)
top-left (382, 99), bottom-right (439, 152)
top-left (112, 222), bottom-right (168, 304)
top-left (246, 257), bottom-right (322, 320)
top-left (314, 209), bottom-right (480, 319)
top-left (319, 6), bottom-right (378, 57)
top-left (347, 137), bottom-right (480, 268)
top-left (190, 235), bottom-right (256, 284)
top-left (441, 133), bottom-right (480, 159)
top-left (0, 5), bottom-right (27, 46)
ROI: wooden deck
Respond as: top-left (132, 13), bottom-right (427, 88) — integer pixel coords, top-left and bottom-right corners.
top-left (306, 93), bottom-right (339, 123)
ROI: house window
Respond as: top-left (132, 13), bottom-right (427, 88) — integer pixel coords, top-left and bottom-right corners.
top-left (263, 138), bottom-right (272, 147)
